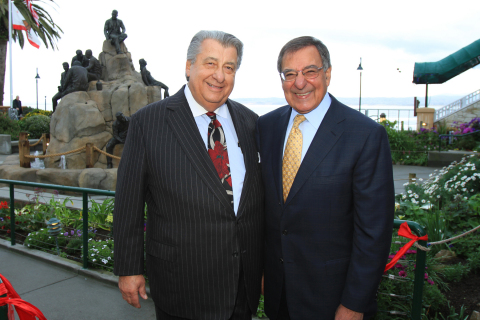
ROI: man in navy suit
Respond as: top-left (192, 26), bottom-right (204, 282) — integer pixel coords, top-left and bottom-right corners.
top-left (256, 36), bottom-right (394, 320)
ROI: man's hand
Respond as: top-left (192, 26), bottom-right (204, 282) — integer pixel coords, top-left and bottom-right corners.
top-left (118, 275), bottom-right (148, 308)
top-left (335, 304), bottom-right (363, 320)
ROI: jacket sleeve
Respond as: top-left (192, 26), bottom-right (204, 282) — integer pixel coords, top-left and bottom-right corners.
top-left (340, 124), bottom-right (394, 312)
top-left (113, 116), bottom-right (148, 276)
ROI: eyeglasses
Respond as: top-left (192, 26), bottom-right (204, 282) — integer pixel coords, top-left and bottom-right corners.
top-left (280, 66), bottom-right (325, 82)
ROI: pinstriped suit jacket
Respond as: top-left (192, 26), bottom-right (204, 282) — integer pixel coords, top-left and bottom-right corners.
top-left (113, 86), bottom-right (264, 320)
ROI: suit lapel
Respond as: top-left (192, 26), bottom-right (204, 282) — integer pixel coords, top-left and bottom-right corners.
top-left (284, 98), bottom-right (345, 206)
top-left (166, 87), bottom-right (234, 213)
top-left (273, 106), bottom-right (292, 204)
top-left (227, 100), bottom-right (255, 217)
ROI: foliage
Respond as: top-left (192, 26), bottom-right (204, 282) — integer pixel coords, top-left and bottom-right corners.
top-left (450, 232), bottom-right (480, 258)
top-left (20, 109), bottom-right (52, 120)
top-left (467, 251), bottom-right (480, 274)
top-left (24, 227), bottom-right (67, 251)
top-left (256, 294), bottom-right (266, 318)
top-left (84, 238), bottom-right (114, 270)
top-left (0, 112), bottom-right (20, 140)
top-left (440, 263), bottom-right (470, 282)
top-left (435, 302), bottom-right (468, 320)
top-left (89, 198), bottom-right (114, 231)
top-left (18, 115), bottom-right (50, 139)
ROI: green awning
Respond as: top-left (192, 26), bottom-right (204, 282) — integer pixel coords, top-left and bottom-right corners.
top-left (413, 38), bottom-right (480, 84)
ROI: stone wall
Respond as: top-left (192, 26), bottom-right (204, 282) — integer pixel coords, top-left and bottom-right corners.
top-left (435, 100), bottom-right (480, 127)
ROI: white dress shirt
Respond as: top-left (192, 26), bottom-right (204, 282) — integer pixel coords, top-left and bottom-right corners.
top-left (282, 92), bottom-right (332, 162)
top-left (185, 85), bottom-right (246, 215)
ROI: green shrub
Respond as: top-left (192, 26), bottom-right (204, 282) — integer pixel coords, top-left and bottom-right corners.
top-left (467, 251), bottom-right (480, 274)
top-left (84, 238), bottom-right (114, 270)
top-left (24, 228), bottom-right (68, 252)
top-left (441, 263), bottom-right (470, 282)
top-left (21, 109), bottom-right (52, 119)
top-left (19, 115), bottom-right (50, 139)
top-left (0, 112), bottom-right (21, 140)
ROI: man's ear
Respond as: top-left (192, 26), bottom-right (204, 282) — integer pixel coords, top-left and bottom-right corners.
top-left (325, 66), bottom-right (332, 86)
top-left (186, 60), bottom-right (191, 79)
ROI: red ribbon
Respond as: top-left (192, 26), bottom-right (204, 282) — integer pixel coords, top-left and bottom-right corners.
top-left (0, 273), bottom-right (47, 320)
top-left (384, 222), bottom-right (428, 272)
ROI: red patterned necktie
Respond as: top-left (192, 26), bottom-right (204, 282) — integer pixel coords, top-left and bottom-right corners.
top-left (206, 112), bottom-right (233, 206)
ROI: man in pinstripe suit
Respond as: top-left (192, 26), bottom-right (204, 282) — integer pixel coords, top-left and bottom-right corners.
top-left (113, 30), bottom-right (264, 320)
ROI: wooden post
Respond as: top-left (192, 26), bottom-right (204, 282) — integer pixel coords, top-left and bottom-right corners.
top-left (19, 132), bottom-right (30, 168)
top-left (401, 121), bottom-right (404, 131)
top-left (409, 173), bottom-right (416, 184)
top-left (86, 143), bottom-right (94, 168)
top-left (19, 140), bottom-right (31, 168)
top-left (42, 133), bottom-right (48, 155)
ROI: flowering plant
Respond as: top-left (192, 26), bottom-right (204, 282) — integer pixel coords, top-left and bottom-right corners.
top-left (84, 238), bottom-right (114, 270)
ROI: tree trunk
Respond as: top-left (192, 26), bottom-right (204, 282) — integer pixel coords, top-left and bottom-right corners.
top-left (0, 39), bottom-right (7, 106)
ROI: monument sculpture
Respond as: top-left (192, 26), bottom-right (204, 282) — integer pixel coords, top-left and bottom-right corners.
top-left (52, 62), bottom-right (70, 112)
top-left (71, 50), bottom-right (88, 68)
top-left (104, 10), bottom-right (127, 55)
top-left (139, 59), bottom-right (169, 98)
top-left (62, 61), bottom-right (89, 96)
top-left (106, 112), bottom-right (130, 169)
top-left (85, 49), bottom-right (102, 81)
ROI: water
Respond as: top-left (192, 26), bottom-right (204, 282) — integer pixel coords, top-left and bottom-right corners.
top-left (59, 155), bottom-right (66, 169)
top-left (31, 151), bottom-right (45, 169)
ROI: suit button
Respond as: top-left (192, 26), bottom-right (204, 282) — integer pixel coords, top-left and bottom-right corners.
top-left (282, 230), bottom-right (288, 235)
top-left (233, 251), bottom-right (239, 257)
top-left (280, 258), bottom-right (283, 263)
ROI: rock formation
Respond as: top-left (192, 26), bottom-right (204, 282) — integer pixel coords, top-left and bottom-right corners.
top-left (45, 40), bottom-right (163, 170)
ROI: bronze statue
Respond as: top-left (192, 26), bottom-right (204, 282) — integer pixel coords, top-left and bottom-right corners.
top-left (61, 61), bottom-right (89, 97)
top-left (104, 10), bottom-right (127, 54)
top-left (139, 59), bottom-right (169, 98)
top-left (106, 112), bottom-right (130, 168)
top-left (85, 49), bottom-right (102, 82)
top-left (71, 50), bottom-right (88, 68)
top-left (52, 62), bottom-right (70, 112)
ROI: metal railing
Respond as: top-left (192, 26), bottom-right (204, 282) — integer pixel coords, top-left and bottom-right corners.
top-left (361, 109), bottom-right (417, 131)
top-left (390, 220), bottom-right (427, 320)
top-left (438, 130), bottom-right (480, 152)
top-left (0, 180), bottom-right (429, 319)
top-left (435, 89), bottom-right (480, 122)
top-left (0, 179), bottom-right (115, 269)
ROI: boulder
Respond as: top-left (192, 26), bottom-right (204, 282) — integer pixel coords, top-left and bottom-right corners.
top-left (36, 169), bottom-right (81, 187)
top-left (51, 92), bottom-right (106, 143)
top-left (111, 85), bottom-right (130, 117)
top-left (44, 132), bottom-right (112, 169)
top-left (100, 169), bottom-right (117, 191)
top-left (96, 144), bottom-right (124, 169)
top-left (78, 168), bottom-right (107, 189)
top-left (147, 86), bottom-right (162, 105)
top-left (434, 249), bottom-right (457, 263)
top-left (471, 311), bottom-right (480, 320)
top-left (0, 166), bottom-right (38, 184)
top-left (129, 82), bottom-right (148, 114)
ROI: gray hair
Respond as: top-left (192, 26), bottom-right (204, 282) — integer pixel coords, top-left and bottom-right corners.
top-left (186, 30), bottom-right (243, 80)
top-left (277, 36), bottom-right (331, 73)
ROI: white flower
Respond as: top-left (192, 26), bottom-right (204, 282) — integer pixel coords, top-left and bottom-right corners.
top-left (422, 200), bottom-right (426, 203)
top-left (419, 178), bottom-right (423, 181)
top-left (92, 259), bottom-right (96, 262)
top-left (415, 195), bottom-right (419, 199)
top-left (102, 259), bottom-right (107, 264)
top-left (91, 254), bottom-right (94, 256)
top-left (471, 189), bottom-right (475, 192)
top-left (402, 195), bottom-right (406, 199)
top-left (437, 195), bottom-right (441, 198)
top-left (107, 257), bottom-right (111, 260)
top-left (408, 190), bottom-right (412, 194)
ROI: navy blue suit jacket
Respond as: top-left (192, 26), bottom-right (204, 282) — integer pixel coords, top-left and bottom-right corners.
top-left (256, 95), bottom-right (394, 319)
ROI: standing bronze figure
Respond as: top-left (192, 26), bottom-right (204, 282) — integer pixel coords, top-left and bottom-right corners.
top-left (106, 112), bottom-right (130, 168)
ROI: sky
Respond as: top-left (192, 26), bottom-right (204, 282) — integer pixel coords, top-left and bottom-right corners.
top-left (5, 0), bottom-right (480, 110)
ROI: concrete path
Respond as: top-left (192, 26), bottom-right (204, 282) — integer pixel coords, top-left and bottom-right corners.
top-left (0, 241), bottom-right (156, 320)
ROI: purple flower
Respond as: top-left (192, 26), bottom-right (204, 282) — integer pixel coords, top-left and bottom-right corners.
top-left (394, 263), bottom-right (405, 270)
top-left (63, 232), bottom-right (68, 237)
top-left (53, 190), bottom-right (59, 196)
top-left (71, 230), bottom-right (74, 235)
top-left (398, 271), bottom-right (407, 277)
top-left (406, 250), bottom-right (417, 254)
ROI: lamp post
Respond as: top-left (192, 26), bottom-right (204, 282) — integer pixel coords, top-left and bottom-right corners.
top-left (357, 58), bottom-right (363, 112)
top-left (35, 68), bottom-right (40, 109)
top-left (44, 96), bottom-right (46, 111)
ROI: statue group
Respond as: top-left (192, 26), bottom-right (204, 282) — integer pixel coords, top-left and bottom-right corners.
top-left (52, 10), bottom-right (168, 112)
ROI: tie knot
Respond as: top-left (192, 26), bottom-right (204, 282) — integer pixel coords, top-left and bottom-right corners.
top-left (206, 112), bottom-right (216, 120)
top-left (293, 114), bottom-right (306, 128)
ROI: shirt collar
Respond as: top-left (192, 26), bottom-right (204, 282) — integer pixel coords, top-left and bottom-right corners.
top-left (290, 92), bottom-right (331, 129)
top-left (184, 84), bottom-right (228, 118)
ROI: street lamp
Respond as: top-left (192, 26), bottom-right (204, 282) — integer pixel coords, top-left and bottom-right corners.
top-left (35, 68), bottom-right (40, 109)
top-left (357, 58), bottom-right (363, 112)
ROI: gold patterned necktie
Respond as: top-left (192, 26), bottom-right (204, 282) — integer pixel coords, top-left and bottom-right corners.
top-left (282, 114), bottom-right (306, 202)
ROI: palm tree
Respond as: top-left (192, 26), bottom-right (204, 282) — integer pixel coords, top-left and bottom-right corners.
top-left (0, 0), bottom-right (62, 105)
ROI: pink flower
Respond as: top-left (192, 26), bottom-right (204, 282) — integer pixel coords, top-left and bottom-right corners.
top-left (388, 254), bottom-right (395, 259)
top-left (398, 271), bottom-right (407, 277)
top-left (424, 273), bottom-right (428, 279)
top-left (427, 279), bottom-right (434, 285)
top-left (406, 250), bottom-right (417, 254)
top-left (394, 263), bottom-right (404, 270)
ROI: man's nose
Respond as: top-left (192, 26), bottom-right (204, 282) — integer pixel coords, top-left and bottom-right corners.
top-left (294, 72), bottom-right (307, 89)
top-left (212, 67), bottom-right (225, 83)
